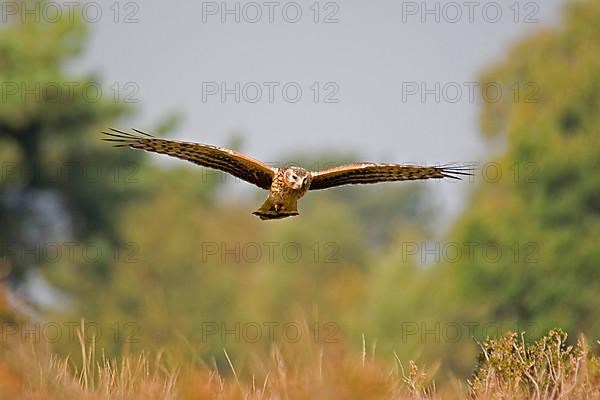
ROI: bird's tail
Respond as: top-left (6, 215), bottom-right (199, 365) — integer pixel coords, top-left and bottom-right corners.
top-left (253, 197), bottom-right (299, 220)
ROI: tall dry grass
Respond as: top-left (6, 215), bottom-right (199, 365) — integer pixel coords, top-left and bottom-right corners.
top-left (0, 322), bottom-right (598, 399)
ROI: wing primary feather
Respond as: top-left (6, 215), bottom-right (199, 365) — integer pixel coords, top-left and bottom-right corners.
top-left (441, 170), bottom-right (472, 176)
top-left (436, 162), bottom-right (476, 168)
top-left (101, 138), bottom-right (130, 142)
top-left (309, 162), bottom-right (475, 190)
top-left (441, 173), bottom-right (462, 180)
top-left (102, 128), bottom-right (275, 190)
top-left (131, 128), bottom-right (156, 138)
top-left (102, 131), bottom-right (135, 140)
top-left (108, 128), bottom-right (137, 137)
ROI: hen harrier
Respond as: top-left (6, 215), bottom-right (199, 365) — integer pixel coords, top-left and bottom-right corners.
top-left (102, 129), bottom-right (472, 220)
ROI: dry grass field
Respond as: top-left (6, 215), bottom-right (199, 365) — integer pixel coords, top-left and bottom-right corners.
top-left (1, 322), bottom-right (598, 400)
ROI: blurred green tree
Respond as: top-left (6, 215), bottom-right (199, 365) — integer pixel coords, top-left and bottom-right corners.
top-left (0, 1), bottom-right (176, 295)
top-left (361, 0), bottom-right (600, 377)
top-left (451, 0), bottom-right (600, 338)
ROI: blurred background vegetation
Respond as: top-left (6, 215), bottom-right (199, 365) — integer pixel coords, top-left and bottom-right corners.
top-left (1, 0), bottom-right (599, 381)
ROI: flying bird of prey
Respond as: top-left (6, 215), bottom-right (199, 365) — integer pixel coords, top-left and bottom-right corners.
top-left (102, 129), bottom-right (472, 220)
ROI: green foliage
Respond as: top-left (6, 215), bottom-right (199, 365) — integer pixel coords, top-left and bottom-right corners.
top-left (0, 1), bottom-right (189, 292)
top-left (450, 0), bottom-right (600, 337)
top-left (0, 1), bottom-right (125, 282)
top-left (354, 0), bottom-right (600, 376)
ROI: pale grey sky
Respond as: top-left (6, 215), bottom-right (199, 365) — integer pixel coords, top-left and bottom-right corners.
top-left (70, 0), bottom-right (565, 226)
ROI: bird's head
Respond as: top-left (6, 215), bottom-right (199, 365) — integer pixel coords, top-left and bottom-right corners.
top-left (283, 167), bottom-right (310, 190)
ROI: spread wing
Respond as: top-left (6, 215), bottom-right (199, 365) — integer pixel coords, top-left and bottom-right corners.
top-left (309, 163), bottom-right (473, 191)
top-left (102, 128), bottom-right (275, 190)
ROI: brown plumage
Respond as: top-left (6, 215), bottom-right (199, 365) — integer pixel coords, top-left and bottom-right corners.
top-left (102, 129), bottom-right (473, 220)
